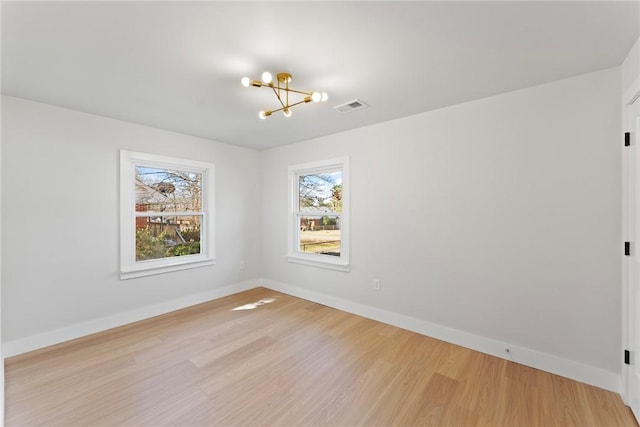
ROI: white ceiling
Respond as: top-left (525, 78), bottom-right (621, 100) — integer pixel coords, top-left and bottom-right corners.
top-left (2, 1), bottom-right (638, 150)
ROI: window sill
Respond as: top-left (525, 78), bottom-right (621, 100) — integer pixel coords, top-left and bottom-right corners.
top-left (287, 254), bottom-right (350, 272)
top-left (120, 257), bottom-right (215, 280)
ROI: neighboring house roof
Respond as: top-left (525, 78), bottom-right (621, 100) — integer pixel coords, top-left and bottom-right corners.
top-left (135, 178), bottom-right (171, 205)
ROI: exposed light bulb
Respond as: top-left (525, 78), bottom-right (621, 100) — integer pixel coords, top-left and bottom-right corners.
top-left (311, 91), bottom-right (322, 102)
top-left (261, 72), bottom-right (273, 84)
top-left (241, 77), bottom-right (251, 88)
top-left (283, 109), bottom-right (292, 118)
top-left (321, 92), bottom-right (329, 102)
top-left (259, 111), bottom-right (267, 120)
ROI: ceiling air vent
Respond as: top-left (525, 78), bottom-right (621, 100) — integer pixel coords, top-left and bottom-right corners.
top-left (334, 99), bottom-right (368, 113)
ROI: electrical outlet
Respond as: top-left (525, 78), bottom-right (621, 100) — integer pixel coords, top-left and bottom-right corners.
top-left (239, 261), bottom-right (245, 270)
top-left (373, 279), bottom-right (381, 291)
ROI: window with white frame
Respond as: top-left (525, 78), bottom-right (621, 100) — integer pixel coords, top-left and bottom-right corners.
top-left (288, 157), bottom-right (349, 271)
top-left (120, 150), bottom-right (215, 279)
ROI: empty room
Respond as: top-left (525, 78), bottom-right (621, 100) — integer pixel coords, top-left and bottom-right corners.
top-left (2, 1), bottom-right (640, 425)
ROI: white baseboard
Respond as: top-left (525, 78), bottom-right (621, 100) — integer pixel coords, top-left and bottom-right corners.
top-left (261, 278), bottom-right (620, 393)
top-left (3, 280), bottom-right (259, 358)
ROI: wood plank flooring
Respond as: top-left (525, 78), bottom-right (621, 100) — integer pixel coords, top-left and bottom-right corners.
top-left (5, 287), bottom-right (638, 426)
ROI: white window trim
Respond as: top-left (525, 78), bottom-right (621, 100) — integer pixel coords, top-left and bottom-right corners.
top-left (119, 150), bottom-right (215, 280)
top-left (287, 157), bottom-right (350, 272)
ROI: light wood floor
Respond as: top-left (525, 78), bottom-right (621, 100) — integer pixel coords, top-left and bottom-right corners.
top-left (5, 287), bottom-right (638, 426)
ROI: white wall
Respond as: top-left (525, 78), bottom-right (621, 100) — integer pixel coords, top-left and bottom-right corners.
top-left (1, 96), bottom-right (262, 352)
top-left (261, 68), bottom-right (622, 383)
top-left (622, 38), bottom-right (639, 97)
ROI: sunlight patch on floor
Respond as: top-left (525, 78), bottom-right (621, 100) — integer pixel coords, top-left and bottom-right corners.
top-left (231, 298), bottom-right (276, 311)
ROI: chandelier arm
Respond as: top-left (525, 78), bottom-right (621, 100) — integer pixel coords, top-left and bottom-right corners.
top-left (269, 98), bottom-right (310, 114)
top-left (286, 99), bottom-right (309, 108)
top-left (281, 88), bottom-right (312, 96)
top-left (255, 86), bottom-right (311, 96)
top-left (269, 106), bottom-right (287, 114)
top-left (270, 86), bottom-right (287, 109)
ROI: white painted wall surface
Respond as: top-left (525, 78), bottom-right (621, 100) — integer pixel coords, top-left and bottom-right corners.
top-left (622, 37), bottom-right (639, 96)
top-left (1, 96), bottom-right (262, 349)
top-left (261, 68), bottom-right (622, 377)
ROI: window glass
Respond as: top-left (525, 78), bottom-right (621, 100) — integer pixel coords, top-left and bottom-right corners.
top-left (298, 170), bottom-right (342, 213)
top-left (135, 215), bottom-right (202, 261)
top-left (299, 215), bottom-right (341, 256)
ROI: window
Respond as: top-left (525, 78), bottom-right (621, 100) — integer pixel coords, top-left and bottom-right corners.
top-left (120, 150), bottom-right (215, 279)
top-left (288, 157), bottom-right (349, 271)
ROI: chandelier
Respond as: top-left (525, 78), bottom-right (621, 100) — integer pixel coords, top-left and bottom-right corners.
top-left (241, 71), bottom-right (328, 119)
